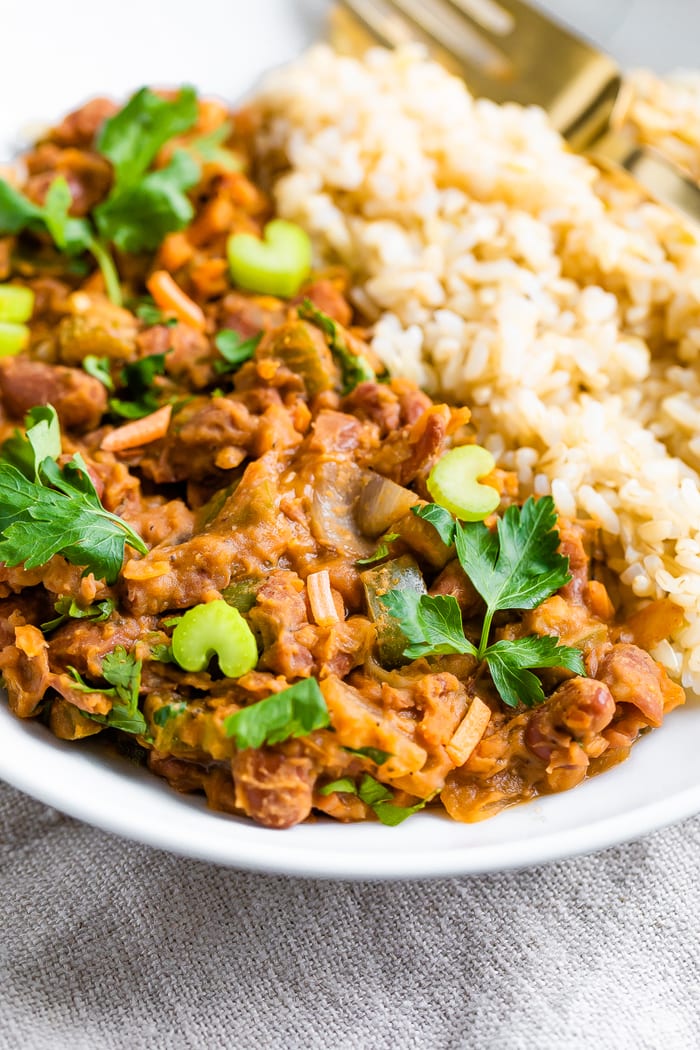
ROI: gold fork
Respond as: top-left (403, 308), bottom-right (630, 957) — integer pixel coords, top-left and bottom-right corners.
top-left (332, 0), bottom-right (700, 225)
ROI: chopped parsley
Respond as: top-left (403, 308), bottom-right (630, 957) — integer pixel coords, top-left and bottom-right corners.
top-left (68, 646), bottom-right (146, 736)
top-left (298, 299), bottom-right (375, 393)
top-left (41, 595), bottom-right (116, 633)
top-left (320, 774), bottom-right (429, 826)
top-left (134, 297), bottom-right (178, 328)
top-left (356, 533), bottom-right (400, 567)
top-left (153, 702), bottom-right (188, 726)
top-left (0, 406), bottom-right (147, 583)
top-left (214, 329), bottom-right (261, 374)
top-left (224, 678), bottom-right (329, 749)
top-left (82, 355), bottom-right (114, 391)
top-left (108, 353), bottom-right (168, 419)
top-left (342, 746), bottom-right (392, 765)
top-left (381, 496), bottom-right (585, 708)
top-left (0, 87), bottom-right (201, 306)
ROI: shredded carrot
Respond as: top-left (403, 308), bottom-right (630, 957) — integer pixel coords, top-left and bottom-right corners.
top-left (307, 569), bottom-right (340, 627)
top-left (101, 404), bottom-right (172, 453)
top-left (146, 270), bottom-right (206, 331)
top-left (446, 696), bottom-right (491, 767)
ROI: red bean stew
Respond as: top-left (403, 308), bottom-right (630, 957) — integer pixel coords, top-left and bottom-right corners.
top-left (0, 89), bottom-right (685, 828)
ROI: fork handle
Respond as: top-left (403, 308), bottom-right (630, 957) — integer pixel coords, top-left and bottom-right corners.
top-left (590, 129), bottom-right (700, 227)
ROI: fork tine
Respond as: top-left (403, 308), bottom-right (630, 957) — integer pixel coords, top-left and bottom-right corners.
top-left (336, 0), bottom-right (619, 139)
top-left (336, 0), bottom-right (422, 50)
top-left (378, 0), bottom-right (512, 77)
top-left (337, 0), bottom-right (511, 89)
top-left (440, 0), bottom-right (516, 48)
top-left (453, 0), bottom-right (581, 40)
top-left (412, 0), bottom-right (597, 67)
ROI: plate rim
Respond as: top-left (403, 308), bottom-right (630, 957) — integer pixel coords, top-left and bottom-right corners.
top-left (2, 710), bottom-right (698, 879)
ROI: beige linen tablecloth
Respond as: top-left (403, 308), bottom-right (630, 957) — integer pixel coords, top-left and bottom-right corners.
top-left (1, 780), bottom-right (698, 1050)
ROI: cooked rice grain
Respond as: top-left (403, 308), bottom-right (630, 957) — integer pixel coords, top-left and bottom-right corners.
top-left (254, 46), bottom-right (700, 691)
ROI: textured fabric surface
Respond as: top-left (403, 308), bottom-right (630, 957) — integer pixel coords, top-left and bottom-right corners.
top-left (1, 781), bottom-right (699, 1050)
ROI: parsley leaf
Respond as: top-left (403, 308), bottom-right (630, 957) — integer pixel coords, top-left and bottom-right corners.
top-left (94, 88), bottom-right (200, 259)
top-left (42, 178), bottom-right (94, 254)
top-left (97, 86), bottom-right (198, 189)
top-left (0, 89), bottom-right (201, 308)
top-left (95, 149), bottom-right (200, 254)
top-left (483, 636), bottom-right (585, 709)
top-left (0, 176), bottom-right (92, 252)
top-left (298, 299), bottom-right (375, 394)
top-left (41, 595), bottom-right (116, 633)
top-left (1, 405), bottom-right (61, 480)
top-left (454, 497), bottom-right (571, 624)
top-left (0, 179), bottom-right (43, 232)
top-left (133, 297), bottom-right (178, 327)
top-left (379, 590), bottom-right (475, 660)
top-left (357, 776), bottom-right (429, 826)
top-left (150, 643), bottom-right (174, 663)
top-left (187, 121), bottom-right (242, 170)
top-left (82, 355), bottom-right (114, 391)
top-left (412, 503), bottom-right (456, 547)
top-left (0, 175), bottom-right (122, 304)
top-left (153, 702), bottom-right (188, 726)
top-left (109, 353), bottom-right (167, 419)
top-left (320, 774), bottom-right (429, 825)
top-left (99, 649), bottom-right (145, 735)
top-left (379, 495), bottom-right (584, 709)
top-left (0, 406), bottom-right (147, 582)
top-left (214, 329), bottom-right (261, 374)
top-left (68, 646), bottom-right (146, 735)
top-left (223, 678), bottom-right (329, 749)
top-left (356, 533), bottom-right (400, 567)
top-left (343, 746), bottom-right (392, 765)
top-left (101, 648), bottom-right (141, 695)
top-left (319, 777), bottom-right (357, 796)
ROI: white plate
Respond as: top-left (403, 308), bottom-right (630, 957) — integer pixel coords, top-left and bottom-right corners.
top-left (2, 700), bottom-right (700, 878)
top-left (2, 0), bottom-right (700, 879)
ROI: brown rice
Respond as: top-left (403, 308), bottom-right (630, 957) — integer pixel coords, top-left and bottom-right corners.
top-left (253, 45), bottom-right (700, 692)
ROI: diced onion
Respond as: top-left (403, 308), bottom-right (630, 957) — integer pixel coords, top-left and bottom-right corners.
top-left (357, 472), bottom-right (417, 538)
top-left (446, 696), bottom-right (491, 766)
top-left (307, 569), bottom-right (340, 627)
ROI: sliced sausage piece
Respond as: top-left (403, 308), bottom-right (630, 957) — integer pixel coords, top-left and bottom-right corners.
top-left (525, 677), bottom-right (615, 766)
top-left (232, 749), bottom-right (314, 829)
top-left (249, 571), bottom-right (314, 679)
top-left (596, 643), bottom-right (671, 728)
top-left (0, 357), bottom-right (107, 431)
top-left (556, 519), bottom-right (589, 602)
top-left (342, 381), bottom-right (401, 436)
top-left (48, 98), bottom-right (118, 148)
top-left (430, 558), bottom-right (482, 617)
